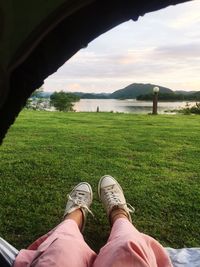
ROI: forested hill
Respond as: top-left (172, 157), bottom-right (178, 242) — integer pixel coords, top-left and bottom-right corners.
top-left (110, 83), bottom-right (173, 99)
top-left (41, 83), bottom-right (198, 100)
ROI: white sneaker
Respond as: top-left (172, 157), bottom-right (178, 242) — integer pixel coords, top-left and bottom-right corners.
top-left (64, 182), bottom-right (93, 231)
top-left (98, 175), bottom-right (134, 223)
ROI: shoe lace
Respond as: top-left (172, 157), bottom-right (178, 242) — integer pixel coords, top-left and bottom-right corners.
top-left (126, 203), bottom-right (135, 213)
top-left (104, 186), bottom-right (135, 213)
top-left (68, 193), bottom-right (94, 217)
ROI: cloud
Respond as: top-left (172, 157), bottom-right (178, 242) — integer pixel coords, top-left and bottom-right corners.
top-left (168, 3), bottom-right (200, 29)
top-left (44, 1), bottom-right (200, 93)
top-left (48, 42), bottom-right (200, 80)
top-left (154, 43), bottom-right (200, 59)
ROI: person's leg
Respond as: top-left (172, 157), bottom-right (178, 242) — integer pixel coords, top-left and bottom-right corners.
top-left (93, 175), bottom-right (172, 267)
top-left (13, 182), bottom-right (96, 267)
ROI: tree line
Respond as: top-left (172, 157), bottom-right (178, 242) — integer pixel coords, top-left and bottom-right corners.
top-left (26, 89), bottom-right (80, 111)
top-left (137, 92), bottom-right (200, 101)
top-left (50, 91), bottom-right (80, 111)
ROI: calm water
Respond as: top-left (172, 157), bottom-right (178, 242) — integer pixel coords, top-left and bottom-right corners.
top-left (74, 99), bottom-right (196, 114)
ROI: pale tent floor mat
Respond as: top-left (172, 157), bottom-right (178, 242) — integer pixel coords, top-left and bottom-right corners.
top-left (166, 247), bottom-right (200, 267)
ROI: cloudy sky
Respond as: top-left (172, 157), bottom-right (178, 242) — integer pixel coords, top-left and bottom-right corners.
top-left (44, 0), bottom-right (200, 93)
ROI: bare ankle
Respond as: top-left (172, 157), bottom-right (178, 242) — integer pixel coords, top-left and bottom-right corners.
top-left (64, 209), bottom-right (83, 230)
top-left (110, 208), bottom-right (129, 225)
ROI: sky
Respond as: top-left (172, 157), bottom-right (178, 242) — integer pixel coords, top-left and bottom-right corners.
top-left (43, 0), bottom-right (200, 93)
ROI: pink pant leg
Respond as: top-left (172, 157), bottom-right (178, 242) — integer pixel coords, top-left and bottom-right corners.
top-left (14, 219), bottom-right (96, 267)
top-left (93, 218), bottom-right (173, 267)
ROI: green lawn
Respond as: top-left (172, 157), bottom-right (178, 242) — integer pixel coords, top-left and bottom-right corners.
top-left (0, 110), bottom-right (200, 251)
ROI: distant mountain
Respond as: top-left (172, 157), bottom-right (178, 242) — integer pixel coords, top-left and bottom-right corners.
top-left (174, 90), bottom-right (197, 95)
top-left (110, 83), bottom-right (173, 99)
top-left (39, 92), bottom-right (52, 98)
top-left (40, 85), bottom-right (199, 100)
top-left (73, 92), bottom-right (110, 99)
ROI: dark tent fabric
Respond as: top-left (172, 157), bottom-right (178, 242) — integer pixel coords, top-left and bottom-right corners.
top-left (0, 0), bottom-right (190, 143)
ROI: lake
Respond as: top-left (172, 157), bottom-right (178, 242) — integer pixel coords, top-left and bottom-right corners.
top-left (74, 99), bottom-right (196, 114)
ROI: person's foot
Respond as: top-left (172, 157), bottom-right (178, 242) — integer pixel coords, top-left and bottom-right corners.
top-left (98, 175), bottom-right (134, 224)
top-left (64, 182), bottom-right (93, 231)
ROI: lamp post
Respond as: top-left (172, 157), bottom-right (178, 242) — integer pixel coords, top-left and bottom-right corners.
top-left (152, 86), bottom-right (159, 115)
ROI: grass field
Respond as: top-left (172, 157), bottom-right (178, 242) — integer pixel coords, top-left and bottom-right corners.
top-left (0, 110), bottom-right (200, 251)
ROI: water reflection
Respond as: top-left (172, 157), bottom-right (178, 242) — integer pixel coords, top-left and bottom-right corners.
top-left (74, 99), bottom-right (196, 114)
